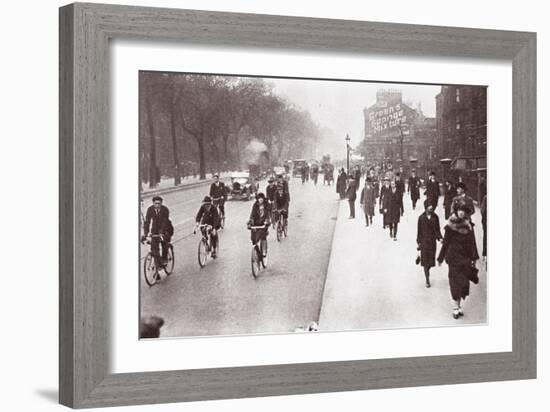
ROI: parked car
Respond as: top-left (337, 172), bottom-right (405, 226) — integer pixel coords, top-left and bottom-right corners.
top-left (229, 172), bottom-right (257, 200)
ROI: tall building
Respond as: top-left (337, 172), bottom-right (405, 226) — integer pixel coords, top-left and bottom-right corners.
top-left (435, 85), bottom-right (487, 159)
top-left (361, 89), bottom-right (438, 174)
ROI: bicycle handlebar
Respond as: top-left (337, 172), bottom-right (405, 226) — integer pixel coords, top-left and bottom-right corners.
top-left (248, 225), bottom-right (268, 230)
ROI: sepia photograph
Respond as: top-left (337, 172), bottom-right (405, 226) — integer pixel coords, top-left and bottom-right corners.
top-left (138, 71), bottom-right (487, 339)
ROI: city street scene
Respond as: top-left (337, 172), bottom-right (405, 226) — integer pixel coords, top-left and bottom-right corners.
top-left (138, 71), bottom-right (487, 339)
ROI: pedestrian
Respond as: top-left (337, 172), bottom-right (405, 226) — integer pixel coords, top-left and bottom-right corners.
top-left (425, 171), bottom-right (440, 210)
top-left (481, 194), bottom-right (487, 261)
top-left (443, 179), bottom-right (456, 220)
top-left (379, 177), bottom-right (391, 228)
top-left (395, 172), bottom-right (405, 216)
top-left (451, 182), bottom-right (475, 219)
top-left (437, 204), bottom-right (480, 319)
top-left (408, 169), bottom-right (421, 210)
top-left (417, 199), bottom-right (442, 288)
top-left (354, 165), bottom-right (362, 188)
top-left (336, 168), bottom-right (347, 199)
top-left (346, 176), bottom-right (357, 219)
top-left (360, 178), bottom-right (376, 226)
top-left (381, 180), bottom-right (401, 240)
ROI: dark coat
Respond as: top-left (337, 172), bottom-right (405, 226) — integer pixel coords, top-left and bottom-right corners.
top-left (437, 218), bottom-right (479, 267)
top-left (395, 179), bottom-right (405, 197)
top-left (372, 180), bottom-right (380, 198)
top-left (143, 205), bottom-right (170, 236)
top-left (209, 181), bottom-right (227, 200)
top-left (360, 184), bottom-right (376, 216)
top-left (346, 180), bottom-right (357, 201)
top-left (266, 183), bottom-right (277, 202)
top-left (248, 201), bottom-right (270, 227)
top-left (379, 184), bottom-right (391, 204)
top-left (195, 204), bottom-right (221, 229)
top-left (416, 212), bottom-right (442, 267)
top-left (451, 194), bottom-right (475, 217)
top-left (408, 176), bottom-right (421, 201)
top-left (425, 179), bottom-right (440, 207)
top-left (336, 172), bottom-right (347, 195)
top-left (273, 190), bottom-right (289, 211)
top-left (381, 188), bottom-right (401, 225)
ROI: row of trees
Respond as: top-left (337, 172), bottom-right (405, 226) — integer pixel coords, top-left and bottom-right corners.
top-left (140, 72), bottom-right (322, 187)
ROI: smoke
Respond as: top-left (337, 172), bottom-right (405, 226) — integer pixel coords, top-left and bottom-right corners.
top-left (243, 139), bottom-right (268, 165)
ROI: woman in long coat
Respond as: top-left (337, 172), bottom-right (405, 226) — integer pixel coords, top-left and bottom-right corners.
top-left (381, 180), bottom-right (401, 240)
top-left (336, 168), bottom-right (347, 199)
top-left (416, 199), bottom-right (442, 288)
top-left (437, 204), bottom-right (480, 319)
top-left (360, 178), bottom-right (376, 226)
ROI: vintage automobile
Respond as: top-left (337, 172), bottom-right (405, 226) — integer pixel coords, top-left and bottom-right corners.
top-left (229, 171), bottom-right (258, 200)
top-left (272, 166), bottom-right (289, 181)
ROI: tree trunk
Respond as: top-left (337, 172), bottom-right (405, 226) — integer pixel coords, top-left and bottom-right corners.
top-left (197, 136), bottom-right (206, 180)
top-left (169, 106), bottom-right (181, 185)
top-left (145, 84), bottom-right (157, 188)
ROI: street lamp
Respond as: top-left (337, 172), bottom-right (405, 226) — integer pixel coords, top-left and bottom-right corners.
top-left (345, 133), bottom-right (351, 175)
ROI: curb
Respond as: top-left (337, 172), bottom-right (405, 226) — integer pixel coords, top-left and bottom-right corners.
top-left (140, 177), bottom-right (230, 198)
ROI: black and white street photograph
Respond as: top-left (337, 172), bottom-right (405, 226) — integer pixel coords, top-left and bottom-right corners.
top-left (139, 71), bottom-right (488, 338)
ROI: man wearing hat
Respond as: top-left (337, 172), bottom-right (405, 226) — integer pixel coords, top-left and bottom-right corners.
top-left (345, 176), bottom-right (358, 219)
top-left (142, 196), bottom-right (173, 268)
top-left (451, 182), bottom-right (475, 219)
top-left (195, 196), bottom-right (221, 258)
top-left (379, 177), bottom-right (391, 228)
top-left (209, 173), bottom-right (227, 223)
top-left (408, 169), bottom-right (421, 210)
top-left (425, 171), bottom-right (440, 210)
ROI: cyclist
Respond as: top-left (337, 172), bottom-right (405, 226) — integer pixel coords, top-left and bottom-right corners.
top-left (276, 173), bottom-right (290, 201)
top-left (194, 196), bottom-right (221, 258)
top-left (141, 196), bottom-right (173, 267)
top-left (273, 184), bottom-right (289, 229)
top-left (266, 177), bottom-right (277, 203)
top-left (247, 192), bottom-right (270, 250)
top-left (209, 173), bottom-right (227, 221)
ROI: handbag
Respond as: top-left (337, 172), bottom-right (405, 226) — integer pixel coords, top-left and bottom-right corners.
top-left (467, 265), bottom-right (479, 284)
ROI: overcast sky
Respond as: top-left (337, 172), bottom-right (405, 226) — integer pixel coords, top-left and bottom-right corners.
top-left (268, 78), bottom-right (441, 158)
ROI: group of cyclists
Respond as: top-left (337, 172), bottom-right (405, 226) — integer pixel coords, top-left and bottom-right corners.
top-left (141, 171), bottom-right (291, 280)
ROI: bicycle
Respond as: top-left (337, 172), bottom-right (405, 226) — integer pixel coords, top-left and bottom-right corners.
top-left (273, 210), bottom-right (288, 242)
top-left (248, 225), bottom-right (268, 279)
top-left (212, 197), bottom-right (225, 229)
top-left (195, 224), bottom-right (217, 268)
top-left (142, 234), bottom-right (175, 287)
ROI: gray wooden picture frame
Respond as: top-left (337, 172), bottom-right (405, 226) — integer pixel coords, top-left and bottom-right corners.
top-left (59, 2), bottom-right (536, 408)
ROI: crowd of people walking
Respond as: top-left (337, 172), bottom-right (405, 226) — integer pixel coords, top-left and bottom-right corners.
top-left (336, 165), bottom-right (487, 319)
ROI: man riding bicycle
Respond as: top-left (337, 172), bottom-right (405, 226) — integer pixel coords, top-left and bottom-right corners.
top-left (273, 184), bottom-right (289, 227)
top-left (247, 192), bottom-right (270, 247)
top-left (209, 173), bottom-right (227, 219)
top-left (141, 196), bottom-right (174, 266)
top-left (194, 196), bottom-right (221, 258)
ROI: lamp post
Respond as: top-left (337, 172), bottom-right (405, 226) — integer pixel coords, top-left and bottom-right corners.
top-left (345, 133), bottom-right (351, 175)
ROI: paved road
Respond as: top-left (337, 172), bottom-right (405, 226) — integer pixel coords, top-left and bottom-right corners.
top-left (140, 177), bottom-right (339, 337)
top-left (319, 190), bottom-right (487, 330)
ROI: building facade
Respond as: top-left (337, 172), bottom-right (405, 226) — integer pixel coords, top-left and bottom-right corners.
top-left (361, 89), bottom-right (438, 175)
top-left (435, 85), bottom-right (487, 159)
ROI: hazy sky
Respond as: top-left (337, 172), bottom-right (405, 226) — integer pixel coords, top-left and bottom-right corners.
top-left (268, 77), bottom-right (441, 158)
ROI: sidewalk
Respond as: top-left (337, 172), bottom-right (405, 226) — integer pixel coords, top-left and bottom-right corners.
top-left (318, 195), bottom-right (487, 331)
top-left (141, 172), bottom-right (232, 197)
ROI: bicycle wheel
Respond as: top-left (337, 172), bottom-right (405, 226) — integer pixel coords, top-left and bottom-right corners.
top-left (276, 221), bottom-right (283, 242)
top-left (260, 239), bottom-right (268, 268)
top-left (143, 253), bottom-right (158, 286)
top-left (283, 218), bottom-right (288, 237)
top-left (251, 246), bottom-right (260, 279)
top-left (198, 239), bottom-right (208, 268)
top-left (164, 244), bottom-right (175, 275)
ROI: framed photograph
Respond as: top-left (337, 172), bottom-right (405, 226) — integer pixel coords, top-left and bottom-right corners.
top-left (59, 2), bottom-right (536, 408)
